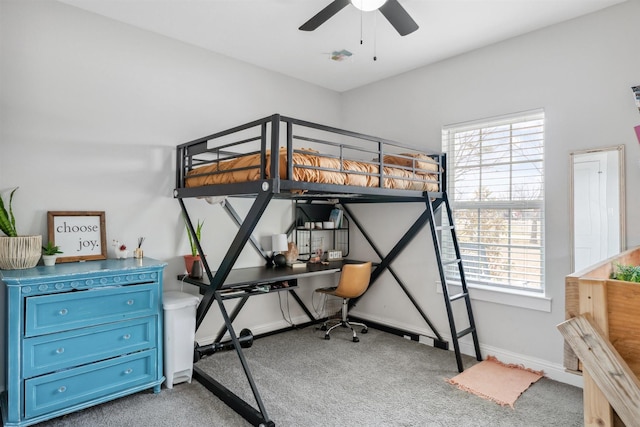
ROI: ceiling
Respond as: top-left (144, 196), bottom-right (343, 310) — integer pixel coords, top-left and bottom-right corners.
top-left (58, 0), bottom-right (626, 92)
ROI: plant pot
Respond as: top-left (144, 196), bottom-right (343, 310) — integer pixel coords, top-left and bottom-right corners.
top-left (183, 254), bottom-right (202, 275)
top-left (42, 254), bottom-right (57, 266)
top-left (0, 235), bottom-right (42, 270)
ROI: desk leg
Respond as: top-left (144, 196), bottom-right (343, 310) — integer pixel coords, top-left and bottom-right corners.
top-left (197, 292), bottom-right (273, 427)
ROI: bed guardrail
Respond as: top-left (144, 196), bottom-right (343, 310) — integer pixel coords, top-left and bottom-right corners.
top-left (175, 114), bottom-right (445, 198)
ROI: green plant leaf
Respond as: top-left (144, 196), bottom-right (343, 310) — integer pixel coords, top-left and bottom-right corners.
top-left (0, 187), bottom-right (18, 237)
top-left (613, 263), bottom-right (640, 283)
top-left (184, 217), bottom-right (204, 257)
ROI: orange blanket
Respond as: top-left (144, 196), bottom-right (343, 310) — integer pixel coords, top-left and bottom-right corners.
top-left (185, 149), bottom-right (440, 192)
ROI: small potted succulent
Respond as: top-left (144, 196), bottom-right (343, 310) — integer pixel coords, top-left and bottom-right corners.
top-left (42, 241), bottom-right (63, 266)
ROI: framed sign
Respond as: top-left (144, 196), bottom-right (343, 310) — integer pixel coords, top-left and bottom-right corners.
top-left (47, 211), bottom-right (107, 263)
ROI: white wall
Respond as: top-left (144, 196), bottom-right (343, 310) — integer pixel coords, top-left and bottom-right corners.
top-left (341, 0), bottom-right (640, 384)
top-left (0, 0), bottom-right (342, 392)
top-left (1, 0), bottom-right (639, 394)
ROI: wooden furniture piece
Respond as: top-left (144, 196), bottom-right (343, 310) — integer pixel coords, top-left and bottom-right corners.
top-left (1, 258), bottom-right (166, 427)
top-left (558, 315), bottom-right (640, 427)
top-left (564, 246), bottom-right (640, 427)
top-left (565, 246), bottom-right (640, 375)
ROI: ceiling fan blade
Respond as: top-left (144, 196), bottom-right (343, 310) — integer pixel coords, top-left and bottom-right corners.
top-left (379, 0), bottom-right (419, 36)
top-left (299, 0), bottom-right (350, 31)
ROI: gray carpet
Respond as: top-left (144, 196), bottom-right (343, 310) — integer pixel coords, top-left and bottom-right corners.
top-left (37, 327), bottom-right (583, 426)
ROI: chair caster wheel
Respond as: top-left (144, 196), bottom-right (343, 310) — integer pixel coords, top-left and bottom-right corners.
top-left (361, 328), bottom-right (368, 334)
top-left (320, 325), bottom-right (327, 331)
top-left (324, 335), bottom-right (331, 340)
top-left (353, 337), bottom-right (360, 343)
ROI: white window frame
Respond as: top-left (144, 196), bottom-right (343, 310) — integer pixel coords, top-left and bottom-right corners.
top-left (441, 110), bottom-right (548, 311)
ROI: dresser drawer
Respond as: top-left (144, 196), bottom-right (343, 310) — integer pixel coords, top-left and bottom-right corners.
top-left (24, 349), bottom-right (157, 418)
top-left (23, 316), bottom-right (157, 379)
top-left (25, 284), bottom-right (158, 337)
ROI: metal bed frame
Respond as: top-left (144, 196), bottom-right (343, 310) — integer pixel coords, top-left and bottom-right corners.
top-left (174, 114), bottom-right (480, 426)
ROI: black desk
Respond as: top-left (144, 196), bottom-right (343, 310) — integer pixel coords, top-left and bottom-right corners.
top-left (181, 260), bottom-right (346, 292)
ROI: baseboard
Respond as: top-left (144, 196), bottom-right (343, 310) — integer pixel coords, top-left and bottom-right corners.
top-left (349, 311), bottom-right (584, 389)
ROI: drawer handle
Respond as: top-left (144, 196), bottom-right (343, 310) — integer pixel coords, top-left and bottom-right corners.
top-left (124, 368), bottom-right (133, 375)
top-left (59, 308), bottom-right (68, 316)
top-left (58, 386), bottom-right (67, 393)
top-left (56, 347), bottom-right (65, 354)
top-left (123, 334), bottom-right (131, 340)
top-left (126, 299), bottom-right (134, 306)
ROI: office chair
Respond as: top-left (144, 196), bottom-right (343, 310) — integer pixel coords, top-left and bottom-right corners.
top-left (315, 262), bottom-right (372, 342)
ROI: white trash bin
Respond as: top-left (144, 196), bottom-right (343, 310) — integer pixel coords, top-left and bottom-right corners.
top-left (163, 291), bottom-right (200, 389)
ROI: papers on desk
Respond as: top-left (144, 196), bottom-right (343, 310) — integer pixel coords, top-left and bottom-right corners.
top-left (287, 261), bottom-right (307, 269)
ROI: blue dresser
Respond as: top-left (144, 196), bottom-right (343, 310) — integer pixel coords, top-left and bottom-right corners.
top-left (1, 258), bottom-right (166, 427)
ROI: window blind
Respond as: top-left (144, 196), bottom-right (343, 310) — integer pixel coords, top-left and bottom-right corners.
top-left (442, 110), bottom-right (545, 292)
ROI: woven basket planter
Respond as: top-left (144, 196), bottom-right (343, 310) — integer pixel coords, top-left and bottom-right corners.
top-left (0, 235), bottom-right (42, 270)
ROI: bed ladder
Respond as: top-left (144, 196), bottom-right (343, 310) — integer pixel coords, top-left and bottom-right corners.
top-left (427, 192), bottom-right (482, 372)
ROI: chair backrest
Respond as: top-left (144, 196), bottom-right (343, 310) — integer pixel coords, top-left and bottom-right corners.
top-left (334, 262), bottom-right (372, 299)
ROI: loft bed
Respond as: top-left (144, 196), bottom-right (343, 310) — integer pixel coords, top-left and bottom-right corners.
top-left (175, 115), bottom-right (443, 201)
top-left (174, 114), bottom-right (479, 427)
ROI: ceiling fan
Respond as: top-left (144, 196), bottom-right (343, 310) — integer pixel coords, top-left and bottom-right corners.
top-left (299, 0), bottom-right (419, 36)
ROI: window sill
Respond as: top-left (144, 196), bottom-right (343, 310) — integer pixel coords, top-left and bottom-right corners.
top-left (436, 281), bottom-right (552, 312)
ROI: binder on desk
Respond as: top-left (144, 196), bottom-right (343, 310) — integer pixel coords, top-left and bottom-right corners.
top-left (329, 208), bottom-right (343, 228)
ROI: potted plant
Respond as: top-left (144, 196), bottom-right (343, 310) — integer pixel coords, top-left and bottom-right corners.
top-left (42, 241), bottom-right (63, 266)
top-left (0, 187), bottom-right (41, 270)
top-left (184, 218), bottom-right (204, 275)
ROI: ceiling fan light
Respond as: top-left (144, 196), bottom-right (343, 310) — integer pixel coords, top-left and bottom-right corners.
top-left (351, 0), bottom-right (387, 12)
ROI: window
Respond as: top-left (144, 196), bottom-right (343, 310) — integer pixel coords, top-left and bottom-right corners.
top-left (441, 110), bottom-right (545, 292)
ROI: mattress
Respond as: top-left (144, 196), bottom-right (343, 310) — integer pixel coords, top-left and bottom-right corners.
top-left (185, 148), bottom-right (440, 192)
